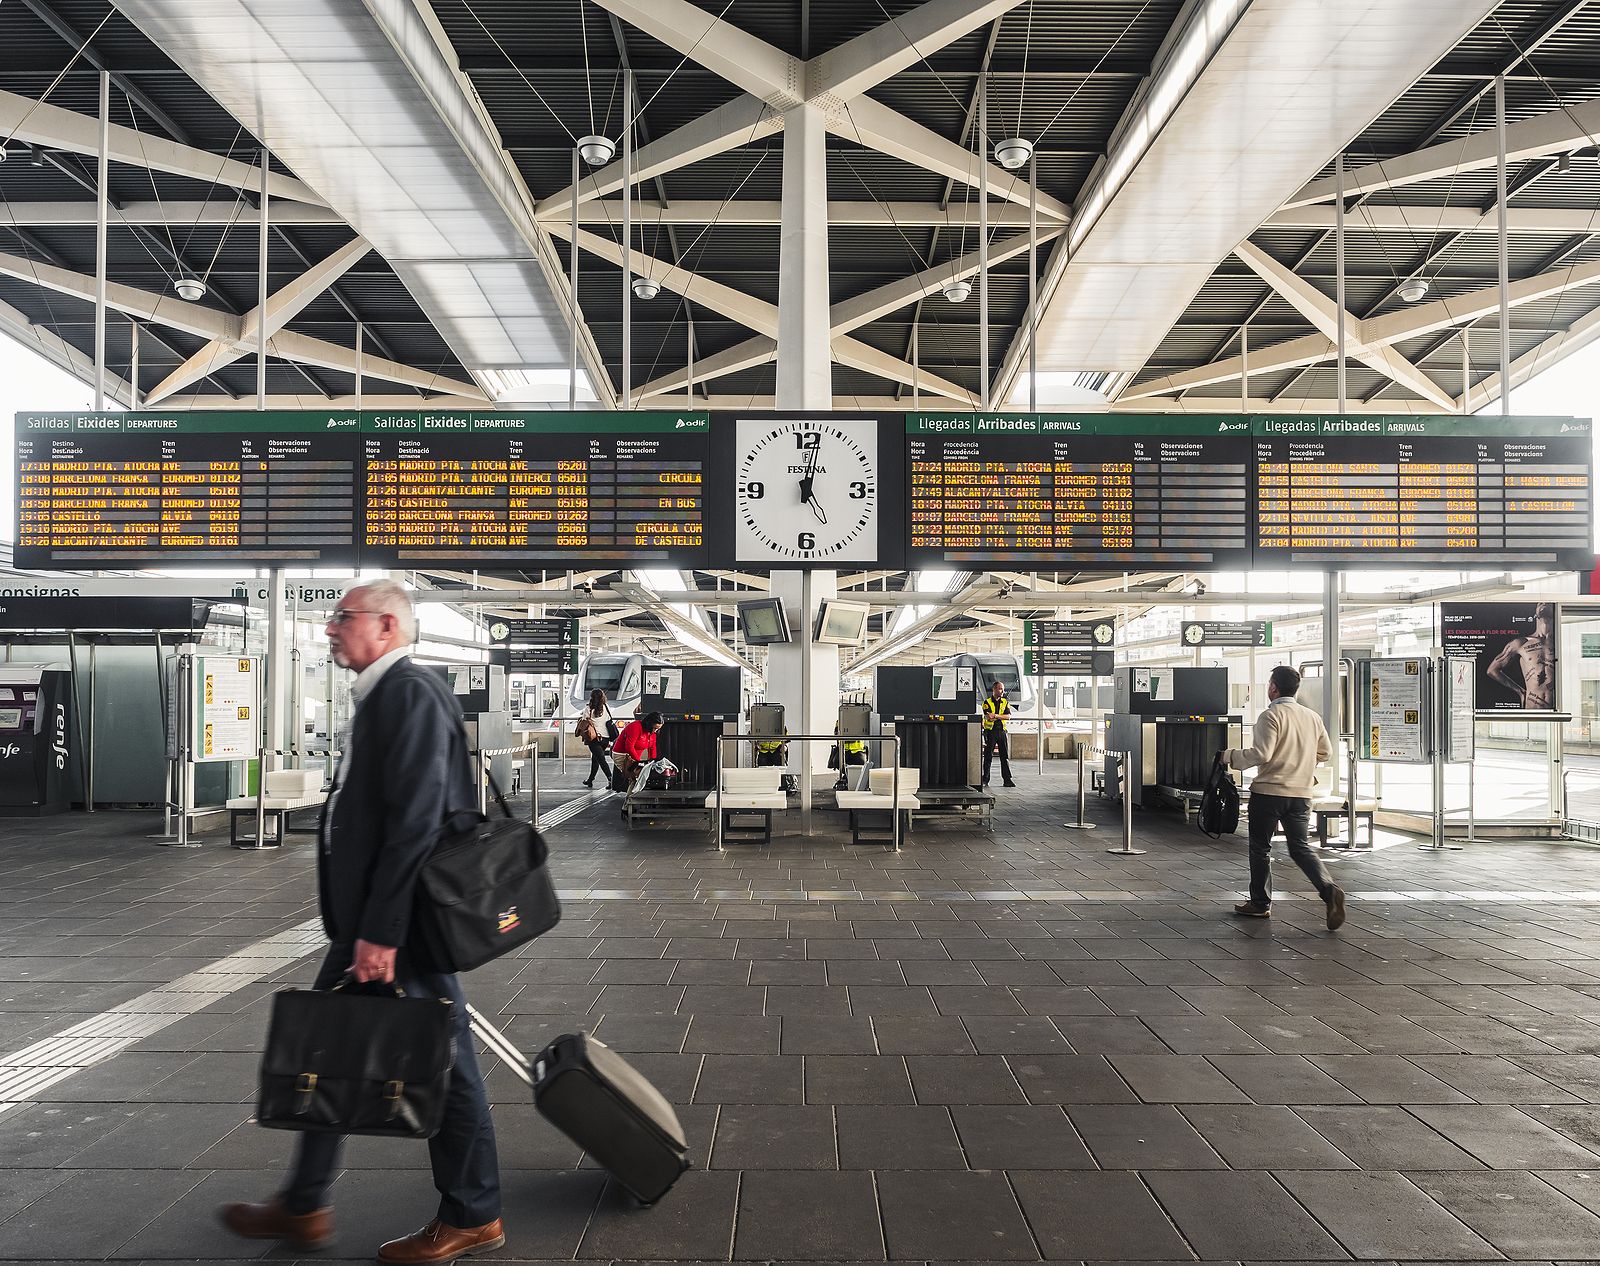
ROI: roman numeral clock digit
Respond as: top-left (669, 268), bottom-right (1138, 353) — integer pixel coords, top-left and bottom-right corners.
top-left (735, 418), bottom-right (880, 563)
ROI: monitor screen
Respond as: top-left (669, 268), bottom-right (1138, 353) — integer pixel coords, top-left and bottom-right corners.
top-left (814, 599), bottom-right (870, 646)
top-left (0, 708), bottom-right (23, 730)
top-left (738, 598), bottom-right (791, 645)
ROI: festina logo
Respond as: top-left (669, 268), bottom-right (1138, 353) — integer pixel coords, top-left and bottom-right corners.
top-left (786, 464), bottom-right (828, 473)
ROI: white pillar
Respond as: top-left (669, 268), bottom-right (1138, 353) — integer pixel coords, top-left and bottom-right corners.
top-left (94, 71), bottom-right (108, 411)
top-left (1325, 153), bottom-right (1344, 755)
top-left (1027, 144), bottom-right (1037, 414)
top-left (129, 320), bottom-right (140, 409)
top-left (258, 148), bottom-right (269, 405)
top-left (570, 145), bottom-right (581, 411)
top-left (1496, 73), bottom-right (1511, 415)
top-left (978, 74), bottom-right (990, 410)
top-left (769, 103), bottom-right (837, 830)
top-left (622, 70), bottom-right (634, 410)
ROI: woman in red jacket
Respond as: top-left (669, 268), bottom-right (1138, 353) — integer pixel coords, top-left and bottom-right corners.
top-left (611, 711), bottom-right (663, 790)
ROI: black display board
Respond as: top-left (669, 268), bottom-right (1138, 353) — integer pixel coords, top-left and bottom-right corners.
top-left (906, 414), bottom-right (1252, 568)
top-left (1254, 415), bottom-right (1592, 568)
top-left (16, 410), bottom-right (360, 567)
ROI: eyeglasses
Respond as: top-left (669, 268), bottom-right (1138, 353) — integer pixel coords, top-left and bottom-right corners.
top-left (327, 608), bottom-right (378, 625)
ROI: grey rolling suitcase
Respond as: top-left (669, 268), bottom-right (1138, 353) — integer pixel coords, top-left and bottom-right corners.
top-left (467, 1005), bottom-right (689, 1204)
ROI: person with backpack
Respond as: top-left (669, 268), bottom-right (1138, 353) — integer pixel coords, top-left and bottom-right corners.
top-left (577, 688), bottom-right (616, 788)
top-left (1221, 665), bottom-right (1345, 930)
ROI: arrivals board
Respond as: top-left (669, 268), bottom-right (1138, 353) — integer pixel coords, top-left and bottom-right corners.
top-left (1253, 416), bottom-right (1592, 568)
top-left (906, 414), bottom-right (1252, 568)
top-left (15, 411), bottom-right (360, 567)
top-left (360, 412), bottom-right (710, 567)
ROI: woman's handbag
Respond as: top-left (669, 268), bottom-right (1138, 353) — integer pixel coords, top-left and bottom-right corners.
top-left (257, 977), bottom-right (455, 1139)
top-left (409, 775), bottom-right (562, 973)
top-left (573, 715), bottom-right (597, 742)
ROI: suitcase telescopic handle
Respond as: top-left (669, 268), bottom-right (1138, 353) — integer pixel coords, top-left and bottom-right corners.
top-left (465, 1002), bottom-right (535, 1086)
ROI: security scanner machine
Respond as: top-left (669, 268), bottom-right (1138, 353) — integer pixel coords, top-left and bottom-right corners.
top-left (747, 702), bottom-right (794, 787)
top-left (1106, 667), bottom-right (1241, 815)
top-left (874, 665), bottom-right (992, 828)
top-left (627, 665), bottom-right (742, 828)
top-left (0, 666), bottom-right (73, 815)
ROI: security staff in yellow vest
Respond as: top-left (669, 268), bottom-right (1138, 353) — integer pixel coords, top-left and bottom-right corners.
top-left (832, 729), bottom-right (867, 790)
top-left (981, 680), bottom-right (1017, 788)
top-left (754, 728), bottom-right (795, 792)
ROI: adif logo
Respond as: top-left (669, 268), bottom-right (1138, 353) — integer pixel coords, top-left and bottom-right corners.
top-left (672, 417), bottom-right (707, 430)
top-left (497, 906), bottom-right (522, 935)
top-left (1217, 421), bottom-right (1249, 432)
top-left (52, 703), bottom-right (67, 770)
top-left (1562, 423), bottom-right (1587, 433)
top-left (0, 744), bottom-right (19, 760)
top-left (325, 416), bottom-right (358, 429)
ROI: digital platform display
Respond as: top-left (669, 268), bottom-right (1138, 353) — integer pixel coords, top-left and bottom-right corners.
top-left (906, 414), bottom-right (1252, 568)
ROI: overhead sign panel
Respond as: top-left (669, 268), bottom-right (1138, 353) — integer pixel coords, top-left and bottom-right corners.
top-left (1253, 416), bottom-right (1592, 568)
top-left (906, 414), bottom-right (1252, 568)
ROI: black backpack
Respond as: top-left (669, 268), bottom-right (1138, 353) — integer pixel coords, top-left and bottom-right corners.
top-left (1197, 757), bottom-right (1240, 838)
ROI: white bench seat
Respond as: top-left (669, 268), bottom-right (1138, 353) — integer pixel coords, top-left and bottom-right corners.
top-left (708, 768), bottom-right (787, 844)
top-left (225, 791), bottom-right (326, 847)
top-left (834, 790), bottom-right (919, 847)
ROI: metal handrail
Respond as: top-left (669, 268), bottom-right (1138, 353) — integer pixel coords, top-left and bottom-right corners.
top-left (713, 733), bottom-right (904, 853)
top-left (476, 743), bottom-right (541, 823)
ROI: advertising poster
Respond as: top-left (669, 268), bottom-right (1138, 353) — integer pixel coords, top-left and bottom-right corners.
top-left (1440, 602), bottom-right (1558, 712)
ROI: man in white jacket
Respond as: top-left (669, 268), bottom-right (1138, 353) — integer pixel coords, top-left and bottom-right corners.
top-left (1222, 665), bottom-right (1346, 930)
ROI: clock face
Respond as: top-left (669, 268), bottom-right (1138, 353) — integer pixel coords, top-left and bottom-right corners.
top-left (735, 418), bottom-right (879, 563)
top-left (1183, 623), bottom-right (1204, 645)
top-left (1093, 621), bottom-right (1115, 645)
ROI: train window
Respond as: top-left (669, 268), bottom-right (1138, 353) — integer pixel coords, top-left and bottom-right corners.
top-left (622, 664), bottom-right (641, 698)
top-left (586, 661), bottom-right (626, 693)
top-left (976, 657), bottom-right (1022, 693)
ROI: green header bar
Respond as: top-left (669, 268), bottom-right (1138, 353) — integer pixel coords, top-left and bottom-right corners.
top-left (16, 410), bottom-right (712, 435)
top-left (1250, 414), bottom-right (1588, 438)
top-left (908, 413), bottom-right (1249, 437)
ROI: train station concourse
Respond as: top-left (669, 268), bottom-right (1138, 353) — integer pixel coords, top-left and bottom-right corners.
top-left (5, 1), bottom-right (1600, 1265)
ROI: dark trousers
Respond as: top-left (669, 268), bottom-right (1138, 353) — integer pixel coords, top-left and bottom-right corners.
top-left (282, 945), bottom-right (501, 1228)
top-left (1247, 792), bottom-right (1334, 908)
top-left (585, 738), bottom-right (612, 785)
top-left (982, 728), bottom-right (1012, 785)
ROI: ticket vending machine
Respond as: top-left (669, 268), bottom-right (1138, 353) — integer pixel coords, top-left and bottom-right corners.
top-left (0, 666), bottom-right (74, 815)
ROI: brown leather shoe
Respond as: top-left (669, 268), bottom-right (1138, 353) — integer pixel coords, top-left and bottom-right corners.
top-left (378, 1218), bottom-right (506, 1265)
top-left (218, 1198), bottom-right (333, 1251)
top-left (1326, 885), bottom-right (1347, 931)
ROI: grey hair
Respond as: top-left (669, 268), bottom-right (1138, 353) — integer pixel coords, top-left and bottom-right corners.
top-left (349, 579), bottom-right (418, 645)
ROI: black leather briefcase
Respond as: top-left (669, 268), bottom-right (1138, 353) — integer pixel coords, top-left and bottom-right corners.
top-left (257, 980), bottom-right (455, 1138)
top-left (409, 778), bottom-right (561, 974)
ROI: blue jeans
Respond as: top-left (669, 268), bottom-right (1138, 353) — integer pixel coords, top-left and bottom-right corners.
top-left (1247, 793), bottom-right (1334, 909)
top-left (282, 944), bottom-right (501, 1227)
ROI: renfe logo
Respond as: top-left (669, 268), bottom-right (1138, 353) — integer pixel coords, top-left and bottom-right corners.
top-left (52, 703), bottom-right (67, 770)
top-left (0, 744), bottom-right (19, 760)
top-left (497, 906), bottom-right (521, 934)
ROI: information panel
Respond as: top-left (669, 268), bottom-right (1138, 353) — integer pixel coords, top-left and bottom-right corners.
top-left (16, 411), bottom-right (359, 567)
top-left (361, 411), bottom-right (710, 567)
top-left (193, 655), bottom-right (259, 764)
top-left (906, 414), bottom-right (1252, 567)
top-left (1254, 416), bottom-right (1592, 567)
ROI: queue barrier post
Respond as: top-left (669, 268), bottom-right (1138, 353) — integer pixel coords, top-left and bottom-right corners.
top-left (1062, 742), bottom-right (1097, 830)
top-left (1105, 752), bottom-right (1146, 857)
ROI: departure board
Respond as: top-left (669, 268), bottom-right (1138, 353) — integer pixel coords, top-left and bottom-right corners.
top-left (359, 412), bottom-right (710, 567)
top-left (906, 414), bottom-right (1252, 567)
top-left (15, 411), bottom-right (359, 567)
top-left (1253, 416), bottom-right (1593, 567)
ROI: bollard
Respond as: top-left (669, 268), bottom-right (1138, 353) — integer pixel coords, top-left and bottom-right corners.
top-left (1061, 745), bottom-right (1096, 830)
top-left (1105, 753), bottom-right (1147, 856)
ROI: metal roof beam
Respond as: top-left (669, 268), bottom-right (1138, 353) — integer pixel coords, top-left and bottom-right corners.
top-left (560, 200), bottom-right (1064, 226)
top-left (145, 237), bottom-right (372, 403)
top-left (1465, 302), bottom-right (1600, 412)
top-left (1266, 205), bottom-right (1600, 234)
top-left (1287, 97), bottom-right (1600, 208)
top-left (808, 0), bottom-right (1028, 102)
top-left (0, 200), bottom-right (347, 227)
top-left (0, 290), bottom-right (136, 405)
top-left (1233, 241), bottom-right (1455, 409)
top-left (0, 88), bottom-right (325, 206)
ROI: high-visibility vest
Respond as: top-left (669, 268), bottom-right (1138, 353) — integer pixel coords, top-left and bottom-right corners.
top-left (983, 695), bottom-right (1010, 730)
top-left (755, 730), bottom-right (787, 755)
top-left (841, 736), bottom-right (866, 756)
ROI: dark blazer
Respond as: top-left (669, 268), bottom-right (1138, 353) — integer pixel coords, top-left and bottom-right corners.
top-left (317, 657), bottom-right (475, 949)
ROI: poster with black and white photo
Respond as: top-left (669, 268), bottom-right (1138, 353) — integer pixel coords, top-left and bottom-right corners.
top-left (1440, 602), bottom-right (1558, 712)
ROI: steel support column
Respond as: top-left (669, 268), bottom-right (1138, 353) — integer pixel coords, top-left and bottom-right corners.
top-left (94, 71), bottom-right (108, 410)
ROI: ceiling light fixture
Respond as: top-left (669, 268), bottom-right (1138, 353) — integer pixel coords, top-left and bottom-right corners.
top-left (1398, 276), bottom-right (1429, 303)
top-left (174, 274), bottom-right (208, 302)
top-left (994, 137), bottom-right (1033, 171)
top-left (632, 276), bottom-right (660, 300)
top-left (576, 135), bottom-right (616, 166)
top-left (942, 279), bottom-right (972, 303)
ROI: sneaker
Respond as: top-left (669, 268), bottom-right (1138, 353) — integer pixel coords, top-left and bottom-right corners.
top-left (1325, 885), bottom-right (1346, 931)
top-left (582, 779), bottom-right (593, 788)
top-left (1002, 781), bottom-right (1018, 788)
top-left (1233, 901), bottom-right (1271, 917)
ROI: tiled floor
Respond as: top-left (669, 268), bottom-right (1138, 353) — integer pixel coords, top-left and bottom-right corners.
top-left (5, 766), bottom-right (1600, 1264)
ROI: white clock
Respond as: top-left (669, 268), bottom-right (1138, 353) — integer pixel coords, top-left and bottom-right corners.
top-left (1093, 621), bottom-right (1116, 645)
top-left (735, 417), bottom-right (879, 563)
top-left (1183, 622), bottom-right (1205, 645)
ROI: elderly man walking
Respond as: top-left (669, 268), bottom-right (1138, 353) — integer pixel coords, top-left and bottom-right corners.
top-left (220, 580), bottom-right (504, 1264)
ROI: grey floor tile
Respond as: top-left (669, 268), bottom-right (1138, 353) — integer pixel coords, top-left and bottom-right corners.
top-left (805, 1055), bottom-right (914, 1104)
top-left (1534, 1167), bottom-right (1600, 1216)
top-left (871, 1016), bottom-right (977, 1055)
top-left (849, 985), bottom-right (939, 1017)
top-left (482, 1102), bottom-right (585, 1170)
top-left (710, 1104), bottom-right (836, 1170)
top-left (0, 1169), bottom-right (73, 1224)
top-left (0, 1168), bottom-right (207, 1260)
top-left (1520, 1103), bottom-right (1600, 1154)
top-left (693, 1054), bottom-right (804, 1104)
top-left (1053, 1016), bottom-right (1172, 1055)
top-left (1180, 1104), bottom-right (1360, 1170)
top-left (1318, 1015), bottom-right (1462, 1056)
top-left (1407, 1055), bottom-right (1581, 1104)
top-left (108, 1169), bottom-right (281, 1260)
top-left (0, 1103), bottom-right (142, 1167)
top-left (1068, 1103), bottom-right (1227, 1169)
top-left (577, 1169), bottom-right (737, 1260)
top-left (950, 1104), bottom-right (1095, 1168)
top-left (1009, 1171), bottom-right (1193, 1261)
top-left (876, 1169), bottom-right (1038, 1260)
top-left (1108, 1054), bottom-right (1251, 1103)
top-left (1508, 1055), bottom-right (1600, 1101)
top-left (906, 1055), bottom-right (1027, 1105)
top-left (1005, 1054), bottom-right (1139, 1104)
top-left (1143, 1170), bottom-right (1348, 1260)
top-left (1410, 1170), bottom-right (1600, 1260)
top-left (835, 1104), bottom-right (966, 1170)
top-left (1233, 1016), bottom-right (1367, 1055)
top-left (1405, 1104), bottom-right (1600, 1169)
top-left (683, 1015), bottom-right (780, 1055)
top-left (1290, 1106), bottom-right (1481, 1170)
top-left (1141, 1015), bottom-right (1271, 1055)
top-left (734, 1170), bottom-right (883, 1260)
top-left (1308, 1056), bottom-right (1476, 1104)
top-left (780, 1016), bottom-right (878, 1055)
top-left (61, 1102), bottom-right (252, 1169)
top-left (1208, 1054), bottom-right (1365, 1104)
top-left (961, 1015), bottom-right (1075, 1054)
top-left (1277, 1170), bottom-right (1499, 1260)
top-left (591, 1012), bottom-right (692, 1053)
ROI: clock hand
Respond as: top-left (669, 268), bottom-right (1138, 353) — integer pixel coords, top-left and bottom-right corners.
top-left (807, 492), bottom-right (828, 525)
